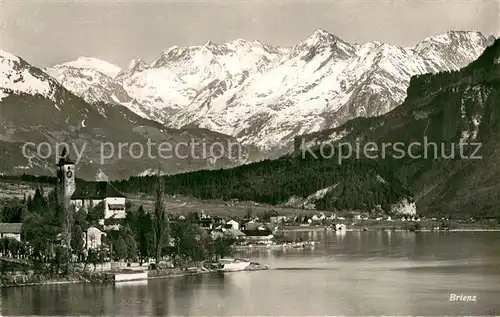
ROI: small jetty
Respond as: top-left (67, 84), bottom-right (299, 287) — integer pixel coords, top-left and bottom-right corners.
top-left (233, 240), bottom-right (318, 250)
top-left (146, 260), bottom-right (269, 280)
top-left (246, 262), bottom-right (270, 271)
top-left (214, 258), bottom-right (270, 272)
top-left (104, 269), bottom-right (148, 283)
top-left (218, 258), bottom-right (251, 272)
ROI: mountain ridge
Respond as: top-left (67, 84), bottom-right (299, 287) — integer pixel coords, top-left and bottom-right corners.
top-left (0, 50), bottom-right (250, 180)
top-left (104, 39), bottom-right (500, 217)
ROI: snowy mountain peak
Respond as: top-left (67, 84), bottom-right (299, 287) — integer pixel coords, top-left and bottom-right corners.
top-left (126, 59), bottom-right (150, 73)
top-left (414, 30), bottom-right (487, 70)
top-left (231, 38), bottom-right (246, 43)
top-left (355, 41), bottom-right (384, 56)
top-left (303, 28), bottom-right (340, 46)
top-left (311, 28), bottom-right (332, 37)
top-left (287, 28), bottom-right (355, 61)
top-left (150, 51), bottom-right (177, 68)
top-left (0, 49), bottom-right (20, 62)
top-left (418, 30), bottom-right (485, 46)
top-left (45, 55), bottom-right (135, 106)
top-left (224, 38), bottom-right (251, 50)
top-left (56, 56), bottom-right (121, 78)
top-left (165, 45), bottom-right (179, 53)
top-left (1, 49), bottom-right (58, 101)
top-left (114, 59), bottom-right (150, 83)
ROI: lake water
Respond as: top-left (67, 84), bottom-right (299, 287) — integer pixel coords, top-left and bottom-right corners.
top-left (2, 231), bottom-right (500, 316)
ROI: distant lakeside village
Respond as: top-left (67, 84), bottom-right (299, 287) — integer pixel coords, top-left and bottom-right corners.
top-left (0, 150), bottom-right (496, 287)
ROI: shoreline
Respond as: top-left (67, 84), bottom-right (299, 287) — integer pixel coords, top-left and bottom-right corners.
top-left (277, 226), bottom-right (500, 233)
top-left (0, 279), bottom-right (86, 288)
top-left (278, 228), bottom-right (500, 233)
top-left (4, 229), bottom-right (498, 288)
top-left (0, 263), bottom-right (269, 288)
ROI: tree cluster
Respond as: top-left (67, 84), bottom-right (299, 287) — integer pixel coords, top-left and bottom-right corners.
top-left (0, 184), bottom-right (236, 276)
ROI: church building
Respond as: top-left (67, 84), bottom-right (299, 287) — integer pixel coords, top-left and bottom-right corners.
top-left (56, 148), bottom-right (127, 219)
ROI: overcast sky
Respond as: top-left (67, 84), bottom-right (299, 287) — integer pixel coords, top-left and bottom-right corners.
top-left (1, 0), bottom-right (499, 68)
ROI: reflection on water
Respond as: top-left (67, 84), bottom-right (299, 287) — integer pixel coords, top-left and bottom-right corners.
top-left (2, 231), bottom-right (500, 316)
top-left (115, 280), bottom-right (148, 287)
top-left (272, 267), bottom-right (339, 271)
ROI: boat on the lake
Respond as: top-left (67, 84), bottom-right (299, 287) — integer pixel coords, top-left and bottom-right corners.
top-left (291, 241), bottom-right (316, 249)
top-left (218, 258), bottom-right (251, 271)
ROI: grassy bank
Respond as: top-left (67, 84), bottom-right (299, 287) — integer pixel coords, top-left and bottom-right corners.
top-left (0, 271), bottom-right (114, 288)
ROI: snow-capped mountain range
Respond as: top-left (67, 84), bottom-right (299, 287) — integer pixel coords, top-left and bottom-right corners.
top-left (0, 49), bottom-right (249, 180)
top-left (45, 29), bottom-right (493, 158)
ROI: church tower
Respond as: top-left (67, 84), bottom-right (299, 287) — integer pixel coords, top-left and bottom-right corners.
top-left (56, 146), bottom-right (76, 209)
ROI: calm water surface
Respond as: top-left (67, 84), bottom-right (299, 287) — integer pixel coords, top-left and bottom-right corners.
top-left (2, 231), bottom-right (500, 316)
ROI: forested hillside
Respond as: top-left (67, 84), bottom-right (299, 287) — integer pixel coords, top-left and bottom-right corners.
top-left (111, 154), bottom-right (412, 212)
top-left (1, 153), bottom-right (412, 214)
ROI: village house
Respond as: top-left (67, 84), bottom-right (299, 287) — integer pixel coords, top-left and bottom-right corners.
top-left (85, 226), bottom-right (106, 249)
top-left (270, 215), bottom-right (287, 224)
top-left (225, 219), bottom-right (240, 230)
top-left (241, 222), bottom-right (274, 242)
top-left (213, 216), bottom-right (225, 226)
top-left (224, 228), bottom-right (246, 240)
top-left (335, 224), bottom-right (347, 231)
top-left (0, 223), bottom-right (22, 241)
top-left (199, 218), bottom-right (213, 230)
top-left (240, 221), bottom-right (260, 231)
top-left (197, 211), bottom-right (211, 219)
top-left (311, 213), bottom-right (326, 222)
top-left (210, 228), bottom-right (225, 240)
top-left (245, 217), bottom-right (260, 224)
top-left (71, 182), bottom-right (127, 219)
top-left (242, 228), bottom-right (274, 242)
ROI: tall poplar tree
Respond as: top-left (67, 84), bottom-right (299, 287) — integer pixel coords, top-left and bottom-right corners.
top-left (153, 168), bottom-right (169, 265)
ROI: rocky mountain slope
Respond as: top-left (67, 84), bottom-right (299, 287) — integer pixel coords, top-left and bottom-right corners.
top-left (0, 50), bottom-right (248, 180)
top-left (47, 30), bottom-right (493, 159)
top-left (296, 38), bottom-right (500, 217)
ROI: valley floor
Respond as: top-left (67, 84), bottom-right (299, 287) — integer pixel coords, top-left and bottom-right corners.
top-left (127, 194), bottom-right (300, 217)
top-left (1, 180), bottom-right (498, 229)
top-left (281, 220), bottom-right (500, 232)
top-left (128, 194), bottom-right (500, 229)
